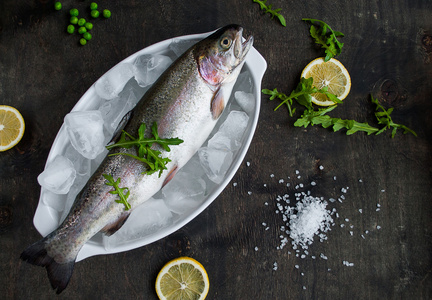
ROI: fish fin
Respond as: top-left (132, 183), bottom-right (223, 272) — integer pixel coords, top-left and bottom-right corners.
top-left (101, 212), bottom-right (131, 236)
top-left (210, 88), bottom-right (225, 120)
top-left (20, 239), bottom-right (75, 294)
top-left (107, 110), bottom-right (134, 146)
top-left (162, 166), bottom-right (178, 188)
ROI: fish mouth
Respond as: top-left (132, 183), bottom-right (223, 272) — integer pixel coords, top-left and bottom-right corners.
top-left (234, 27), bottom-right (253, 61)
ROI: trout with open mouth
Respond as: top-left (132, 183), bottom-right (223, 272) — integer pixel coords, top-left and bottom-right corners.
top-left (21, 24), bottom-right (253, 294)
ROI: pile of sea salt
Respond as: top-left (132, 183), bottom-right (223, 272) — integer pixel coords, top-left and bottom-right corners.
top-left (275, 191), bottom-right (335, 256)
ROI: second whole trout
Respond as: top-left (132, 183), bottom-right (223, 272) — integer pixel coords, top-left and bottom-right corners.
top-left (21, 24), bottom-right (253, 293)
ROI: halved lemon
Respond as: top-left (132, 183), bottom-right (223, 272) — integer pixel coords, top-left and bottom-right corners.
top-left (301, 57), bottom-right (351, 106)
top-left (155, 257), bottom-right (209, 300)
top-left (0, 105), bottom-right (25, 151)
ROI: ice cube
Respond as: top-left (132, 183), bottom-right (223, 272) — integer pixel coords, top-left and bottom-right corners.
top-left (133, 54), bottom-right (173, 87)
top-left (198, 147), bottom-right (233, 184)
top-left (64, 110), bottom-right (106, 160)
top-left (169, 38), bottom-right (200, 57)
top-left (103, 198), bottom-right (173, 250)
top-left (63, 145), bottom-right (91, 177)
top-left (234, 91), bottom-right (255, 115)
top-left (38, 155), bottom-right (77, 194)
top-left (41, 190), bottom-right (66, 212)
top-left (208, 110), bottom-right (249, 151)
top-left (95, 62), bottom-right (135, 100)
top-left (98, 88), bottom-right (137, 134)
top-left (162, 171), bottom-right (206, 214)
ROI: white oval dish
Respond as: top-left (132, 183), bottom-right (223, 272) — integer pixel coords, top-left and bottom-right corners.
top-left (33, 29), bottom-right (267, 262)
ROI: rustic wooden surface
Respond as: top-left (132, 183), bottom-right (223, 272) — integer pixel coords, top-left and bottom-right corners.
top-left (1, 0), bottom-right (431, 299)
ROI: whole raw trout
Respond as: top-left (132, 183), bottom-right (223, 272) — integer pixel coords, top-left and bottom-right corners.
top-left (21, 24), bottom-right (253, 293)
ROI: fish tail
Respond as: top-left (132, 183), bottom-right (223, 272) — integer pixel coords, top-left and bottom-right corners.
top-left (20, 239), bottom-right (75, 294)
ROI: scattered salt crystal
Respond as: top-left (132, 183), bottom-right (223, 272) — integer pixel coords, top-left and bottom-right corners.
top-left (359, 179), bottom-right (363, 183)
top-left (349, 231), bottom-right (353, 236)
top-left (286, 183), bottom-right (291, 187)
top-left (248, 191), bottom-right (252, 195)
top-left (333, 176), bottom-right (337, 180)
top-left (297, 175), bottom-right (301, 179)
top-left (345, 218), bottom-right (349, 222)
top-left (311, 181), bottom-right (316, 186)
top-left (254, 246), bottom-right (259, 251)
top-left (341, 187), bottom-right (347, 193)
top-left (264, 183), bottom-right (267, 187)
top-left (270, 174), bottom-right (275, 178)
top-left (319, 165), bottom-right (324, 170)
top-left (264, 202), bottom-right (268, 206)
top-left (273, 262), bottom-right (278, 271)
top-left (361, 234), bottom-right (365, 239)
top-left (376, 208), bottom-right (381, 212)
top-left (365, 230), bottom-right (369, 234)
top-left (233, 182), bottom-right (237, 187)
top-left (377, 225), bottom-right (381, 229)
top-left (295, 265), bottom-right (299, 269)
top-left (359, 209), bottom-right (363, 213)
top-left (279, 179), bottom-right (284, 184)
top-left (295, 170), bottom-right (300, 174)
top-left (262, 222), bottom-right (267, 226)
top-left (340, 224), bottom-right (345, 228)
top-left (320, 253), bottom-right (328, 260)
top-left (381, 189), bottom-right (385, 192)
top-left (301, 272), bottom-right (304, 276)
top-left (246, 161), bottom-right (251, 167)
top-left (377, 203), bottom-right (381, 207)
top-left (303, 286), bottom-right (307, 290)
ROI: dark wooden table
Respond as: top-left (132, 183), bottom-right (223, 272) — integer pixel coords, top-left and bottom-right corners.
top-left (1, 1), bottom-right (431, 299)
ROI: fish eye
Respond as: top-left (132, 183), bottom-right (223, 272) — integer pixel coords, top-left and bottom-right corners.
top-left (220, 37), bottom-right (232, 49)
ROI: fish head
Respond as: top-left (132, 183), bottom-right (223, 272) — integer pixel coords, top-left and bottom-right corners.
top-left (195, 24), bottom-right (253, 86)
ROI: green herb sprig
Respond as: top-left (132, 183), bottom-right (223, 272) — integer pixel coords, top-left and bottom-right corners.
top-left (303, 18), bottom-right (344, 61)
top-left (106, 122), bottom-right (184, 177)
top-left (263, 77), bottom-right (341, 116)
top-left (263, 82), bottom-right (416, 137)
top-left (371, 96), bottom-right (417, 137)
top-left (103, 174), bottom-right (131, 210)
top-left (253, 0), bottom-right (286, 27)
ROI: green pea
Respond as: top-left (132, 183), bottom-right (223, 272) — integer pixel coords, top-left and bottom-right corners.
top-left (78, 27), bottom-right (87, 34)
top-left (85, 22), bottom-right (93, 30)
top-left (80, 38), bottom-right (87, 46)
top-left (102, 9), bottom-right (111, 18)
top-left (90, 2), bottom-right (98, 10)
top-left (91, 10), bottom-right (100, 18)
top-left (67, 25), bottom-right (75, 34)
top-left (69, 8), bottom-right (79, 17)
top-left (83, 32), bottom-right (92, 41)
top-left (70, 16), bottom-right (78, 25)
top-left (54, 2), bottom-right (62, 11)
top-left (78, 18), bottom-right (86, 26)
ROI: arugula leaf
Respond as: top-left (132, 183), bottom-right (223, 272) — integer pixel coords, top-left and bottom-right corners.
top-left (106, 122), bottom-right (184, 177)
top-left (263, 77), bottom-right (341, 116)
top-left (371, 95), bottom-right (417, 138)
top-left (294, 108), bottom-right (379, 135)
top-left (103, 174), bottom-right (131, 210)
top-left (253, 0), bottom-right (286, 27)
top-left (303, 18), bottom-right (344, 61)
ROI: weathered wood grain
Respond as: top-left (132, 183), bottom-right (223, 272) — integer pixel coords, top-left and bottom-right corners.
top-left (0, 0), bottom-right (431, 299)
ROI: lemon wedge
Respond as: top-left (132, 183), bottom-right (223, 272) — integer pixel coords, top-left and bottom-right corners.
top-left (155, 257), bottom-right (210, 300)
top-left (0, 105), bottom-right (25, 151)
top-left (301, 57), bottom-right (351, 106)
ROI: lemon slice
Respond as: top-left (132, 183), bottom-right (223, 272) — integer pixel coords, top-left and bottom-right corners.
top-left (155, 257), bottom-right (210, 300)
top-left (0, 105), bottom-right (25, 151)
top-left (301, 57), bottom-right (351, 106)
